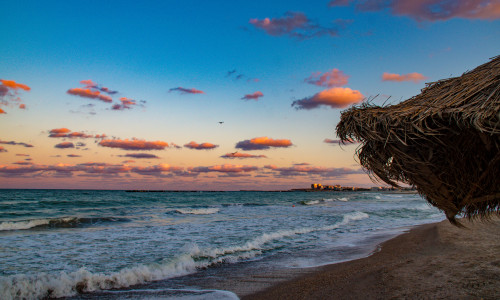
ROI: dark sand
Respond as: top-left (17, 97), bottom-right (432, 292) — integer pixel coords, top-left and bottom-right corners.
top-left (242, 217), bottom-right (500, 300)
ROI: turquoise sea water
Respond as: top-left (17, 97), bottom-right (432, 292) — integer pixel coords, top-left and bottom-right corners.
top-left (0, 190), bottom-right (443, 299)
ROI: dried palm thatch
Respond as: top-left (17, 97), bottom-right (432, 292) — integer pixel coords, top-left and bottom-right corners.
top-left (337, 56), bottom-right (500, 225)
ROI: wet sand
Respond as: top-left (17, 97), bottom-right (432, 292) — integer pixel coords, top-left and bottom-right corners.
top-left (242, 217), bottom-right (500, 300)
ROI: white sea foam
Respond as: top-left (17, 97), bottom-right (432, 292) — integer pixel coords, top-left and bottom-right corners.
top-left (0, 211), bottom-right (369, 300)
top-left (175, 208), bottom-right (220, 215)
top-left (337, 197), bottom-right (349, 202)
top-left (0, 217), bottom-right (77, 231)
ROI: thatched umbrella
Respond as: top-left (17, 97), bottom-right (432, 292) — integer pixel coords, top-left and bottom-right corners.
top-left (337, 56), bottom-right (500, 225)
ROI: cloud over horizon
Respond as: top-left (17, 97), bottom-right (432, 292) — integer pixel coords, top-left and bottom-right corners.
top-left (265, 164), bottom-right (364, 177)
top-left (98, 139), bottom-right (169, 150)
top-left (250, 12), bottom-right (339, 39)
top-left (292, 87), bottom-right (364, 110)
top-left (236, 137), bottom-right (293, 151)
top-left (221, 152), bottom-right (267, 159)
top-left (328, 0), bottom-right (500, 21)
top-left (188, 164), bottom-right (259, 173)
top-left (121, 153), bottom-right (161, 159)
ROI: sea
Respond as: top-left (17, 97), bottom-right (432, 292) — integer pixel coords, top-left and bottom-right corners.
top-left (0, 189), bottom-right (444, 299)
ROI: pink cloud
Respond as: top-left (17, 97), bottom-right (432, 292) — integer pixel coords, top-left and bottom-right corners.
top-left (0, 79), bottom-right (31, 113)
top-left (236, 137), bottom-right (293, 151)
top-left (242, 91), bottom-right (264, 101)
top-left (382, 72), bottom-right (428, 83)
top-left (305, 69), bottom-right (349, 87)
top-left (328, 0), bottom-right (500, 21)
top-left (55, 142), bottom-right (75, 149)
top-left (67, 154), bottom-right (82, 158)
top-left (67, 88), bottom-right (113, 103)
top-left (49, 128), bottom-right (103, 139)
top-left (131, 164), bottom-right (183, 176)
top-left (98, 139), bottom-right (169, 150)
top-left (250, 12), bottom-right (339, 39)
top-left (184, 141), bottom-right (219, 150)
top-left (188, 164), bottom-right (259, 173)
top-left (0, 140), bottom-right (34, 148)
top-left (221, 152), bottom-right (267, 159)
top-left (121, 153), bottom-right (160, 159)
top-left (265, 164), bottom-right (364, 177)
top-left (0, 79), bottom-right (31, 91)
top-left (169, 87), bottom-right (205, 94)
top-left (292, 87), bottom-right (364, 110)
top-left (0, 146), bottom-right (6, 153)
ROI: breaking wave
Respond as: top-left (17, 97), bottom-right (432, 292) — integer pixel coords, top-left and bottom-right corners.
top-left (0, 217), bottom-right (130, 231)
top-left (0, 211), bottom-right (368, 299)
top-left (174, 208), bottom-right (220, 215)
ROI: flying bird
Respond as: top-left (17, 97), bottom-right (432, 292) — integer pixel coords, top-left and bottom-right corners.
top-left (218, 121), bottom-right (224, 124)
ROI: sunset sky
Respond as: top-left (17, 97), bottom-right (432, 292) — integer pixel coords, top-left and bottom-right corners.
top-left (1, 0), bottom-right (499, 190)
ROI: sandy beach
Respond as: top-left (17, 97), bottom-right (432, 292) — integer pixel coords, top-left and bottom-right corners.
top-left (242, 217), bottom-right (500, 300)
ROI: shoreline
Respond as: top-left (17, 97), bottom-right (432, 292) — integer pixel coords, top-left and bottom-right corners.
top-left (241, 217), bottom-right (500, 299)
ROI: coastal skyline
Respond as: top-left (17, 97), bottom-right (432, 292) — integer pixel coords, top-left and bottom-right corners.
top-left (1, 0), bottom-right (499, 190)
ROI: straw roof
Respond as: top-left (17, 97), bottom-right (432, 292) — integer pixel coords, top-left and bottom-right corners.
top-left (337, 56), bottom-right (500, 225)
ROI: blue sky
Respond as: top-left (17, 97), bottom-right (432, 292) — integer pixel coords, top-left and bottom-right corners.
top-left (1, 0), bottom-right (499, 190)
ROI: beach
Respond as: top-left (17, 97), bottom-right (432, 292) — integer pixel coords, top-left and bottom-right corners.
top-left (242, 217), bottom-right (500, 300)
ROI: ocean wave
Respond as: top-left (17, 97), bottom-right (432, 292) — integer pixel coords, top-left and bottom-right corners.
top-left (300, 197), bottom-right (349, 205)
top-left (0, 217), bottom-right (129, 231)
top-left (0, 211), bottom-right (369, 299)
top-left (175, 208), bottom-right (220, 215)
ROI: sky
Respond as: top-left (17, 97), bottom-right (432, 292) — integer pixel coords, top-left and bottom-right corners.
top-left (1, 0), bottom-right (499, 190)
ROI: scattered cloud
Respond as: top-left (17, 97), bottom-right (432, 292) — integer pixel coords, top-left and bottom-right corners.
top-left (169, 87), bottom-right (204, 94)
top-left (131, 164), bottom-right (183, 177)
top-left (221, 152), bottom-right (267, 159)
top-left (121, 153), bottom-right (160, 159)
top-left (184, 141), bottom-right (219, 150)
top-left (328, 0), bottom-right (500, 21)
top-left (382, 72), bottom-right (428, 83)
top-left (13, 161), bottom-right (33, 165)
top-left (235, 137), bottom-right (293, 151)
top-left (0, 140), bottom-right (34, 148)
top-left (80, 79), bottom-right (118, 95)
top-left (188, 164), bottom-right (259, 173)
top-left (0, 146), bottom-right (6, 153)
top-left (242, 91), bottom-right (264, 101)
top-left (98, 138), bottom-right (169, 150)
top-left (324, 138), bottom-right (359, 145)
top-left (67, 154), bottom-right (82, 158)
top-left (226, 70), bottom-right (260, 83)
top-left (67, 87), bottom-right (113, 103)
top-left (265, 164), bottom-right (364, 177)
top-left (16, 154), bottom-right (30, 157)
top-left (0, 79), bottom-right (31, 113)
top-left (305, 69), bottom-right (349, 87)
top-left (54, 142), bottom-right (75, 149)
top-left (250, 12), bottom-right (339, 39)
top-left (0, 79), bottom-right (30, 91)
top-left (291, 87), bottom-right (364, 110)
top-left (48, 128), bottom-right (106, 139)
top-left (112, 97), bottom-right (139, 110)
